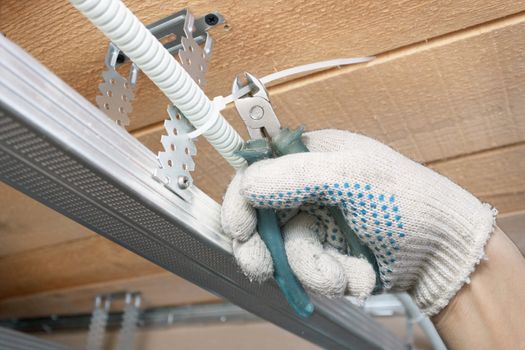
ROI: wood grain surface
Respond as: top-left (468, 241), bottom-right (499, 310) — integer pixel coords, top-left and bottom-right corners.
top-left (1, 1), bottom-right (524, 316)
top-left (0, 272), bottom-right (218, 318)
top-left (2, 1), bottom-right (525, 131)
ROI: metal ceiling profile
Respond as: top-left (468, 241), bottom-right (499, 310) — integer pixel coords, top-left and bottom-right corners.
top-left (0, 35), bottom-right (404, 349)
top-left (0, 327), bottom-right (74, 350)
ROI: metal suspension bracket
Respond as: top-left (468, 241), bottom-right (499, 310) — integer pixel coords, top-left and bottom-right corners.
top-left (96, 43), bottom-right (138, 128)
top-left (95, 9), bottom-right (224, 200)
top-left (86, 292), bottom-right (142, 350)
top-left (154, 10), bottom-right (222, 199)
top-left (86, 294), bottom-right (112, 350)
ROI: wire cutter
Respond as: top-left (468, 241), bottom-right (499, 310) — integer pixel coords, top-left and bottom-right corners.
top-left (232, 73), bottom-right (313, 317)
top-left (232, 73), bottom-right (380, 318)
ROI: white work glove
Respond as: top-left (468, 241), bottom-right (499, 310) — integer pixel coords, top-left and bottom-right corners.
top-left (221, 129), bottom-right (496, 315)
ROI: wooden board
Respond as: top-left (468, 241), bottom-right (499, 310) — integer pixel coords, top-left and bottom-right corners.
top-left (429, 143), bottom-right (525, 213)
top-left (0, 272), bottom-right (219, 318)
top-left (136, 13), bottom-right (525, 203)
top-left (0, 236), bottom-right (163, 300)
top-left (0, 184), bottom-right (92, 257)
top-left (1, 0), bottom-right (525, 316)
top-left (2, 1), bottom-right (525, 131)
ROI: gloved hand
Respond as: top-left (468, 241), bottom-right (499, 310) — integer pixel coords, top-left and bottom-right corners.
top-left (221, 129), bottom-right (496, 315)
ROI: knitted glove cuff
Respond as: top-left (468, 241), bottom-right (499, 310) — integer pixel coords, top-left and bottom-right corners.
top-left (410, 203), bottom-right (497, 316)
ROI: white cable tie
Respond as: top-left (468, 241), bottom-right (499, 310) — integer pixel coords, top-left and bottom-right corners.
top-left (188, 57), bottom-right (375, 139)
top-left (260, 57), bottom-right (374, 85)
top-left (186, 96), bottom-right (226, 139)
top-left (220, 56), bottom-right (375, 105)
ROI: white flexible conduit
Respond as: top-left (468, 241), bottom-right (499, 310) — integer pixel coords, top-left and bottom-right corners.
top-left (70, 0), bottom-right (375, 168)
top-left (69, 0), bottom-right (247, 168)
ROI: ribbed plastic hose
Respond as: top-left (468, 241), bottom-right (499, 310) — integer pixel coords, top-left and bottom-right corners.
top-left (70, 0), bottom-right (246, 168)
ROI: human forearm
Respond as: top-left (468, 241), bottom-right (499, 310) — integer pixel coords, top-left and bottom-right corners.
top-left (432, 227), bottom-right (525, 349)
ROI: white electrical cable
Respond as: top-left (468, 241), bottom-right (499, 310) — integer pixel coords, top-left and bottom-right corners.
top-left (69, 0), bottom-right (246, 168)
top-left (395, 293), bottom-right (447, 350)
top-left (189, 57), bottom-right (375, 138)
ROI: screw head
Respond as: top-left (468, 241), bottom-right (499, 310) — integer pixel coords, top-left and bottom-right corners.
top-left (177, 176), bottom-right (190, 189)
top-left (205, 13), bottom-right (219, 26)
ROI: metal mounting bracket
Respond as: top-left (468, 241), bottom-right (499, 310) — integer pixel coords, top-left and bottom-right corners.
top-left (95, 43), bottom-right (138, 128)
top-left (153, 10), bottom-right (218, 198)
top-left (86, 292), bottom-right (142, 350)
top-left (95, 9), bottom-right (223, 200)
top-left (96, 9), bottom-right (222, 127)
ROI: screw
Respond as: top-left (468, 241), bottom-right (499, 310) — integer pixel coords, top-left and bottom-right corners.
top-left (205, 13), bottom-right (219, 26)
top-left (177, 176), bottom-right (190, 189)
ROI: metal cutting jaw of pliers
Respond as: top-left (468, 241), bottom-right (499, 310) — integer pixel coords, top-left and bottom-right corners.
top-left (232, 72), bottom-right (281, 140)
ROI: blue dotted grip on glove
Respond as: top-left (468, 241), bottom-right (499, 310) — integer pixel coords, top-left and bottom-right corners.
top-left (236, 128), bottom-right (394, 317)
top-left (251, 179), bottom-right (406, 287)
top-left (272, 128), bottom-right (383, 290)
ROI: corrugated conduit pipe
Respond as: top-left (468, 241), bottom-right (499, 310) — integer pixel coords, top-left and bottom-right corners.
top-left (69, 0), bottom-right (246, 169)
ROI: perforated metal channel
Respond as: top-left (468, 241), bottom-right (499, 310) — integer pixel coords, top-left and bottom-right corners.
top-left (0, 109), bottom-right (389, 349)
top-left (0, 112), bottom-right (269, 300)
top-left (0, 326), bottom-right (74, 350)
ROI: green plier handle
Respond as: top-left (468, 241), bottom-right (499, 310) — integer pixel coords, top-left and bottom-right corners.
top-left (272, 128), bottom-right (381, 288)
top-left (237, 139), bottom-right (314, 318)
top-left (233, 73), bottom-right (380, 318)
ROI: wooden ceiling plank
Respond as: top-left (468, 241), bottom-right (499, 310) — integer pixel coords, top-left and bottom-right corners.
top-left (1, 1), bottom-right (525, 131)
top-left (136, 15), bottom-right (525, 203)
top-left (0, 184), bottom-right (92, 258)
top-left (0, 236), bottom-right (163, 300)
top-left (429, 143), bottom-right (525, 213)
top-left (0, 272), bottom-right (219, 318)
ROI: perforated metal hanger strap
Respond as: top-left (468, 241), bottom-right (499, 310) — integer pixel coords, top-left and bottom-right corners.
top-left (154, 10), bottom-right (220, 198)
